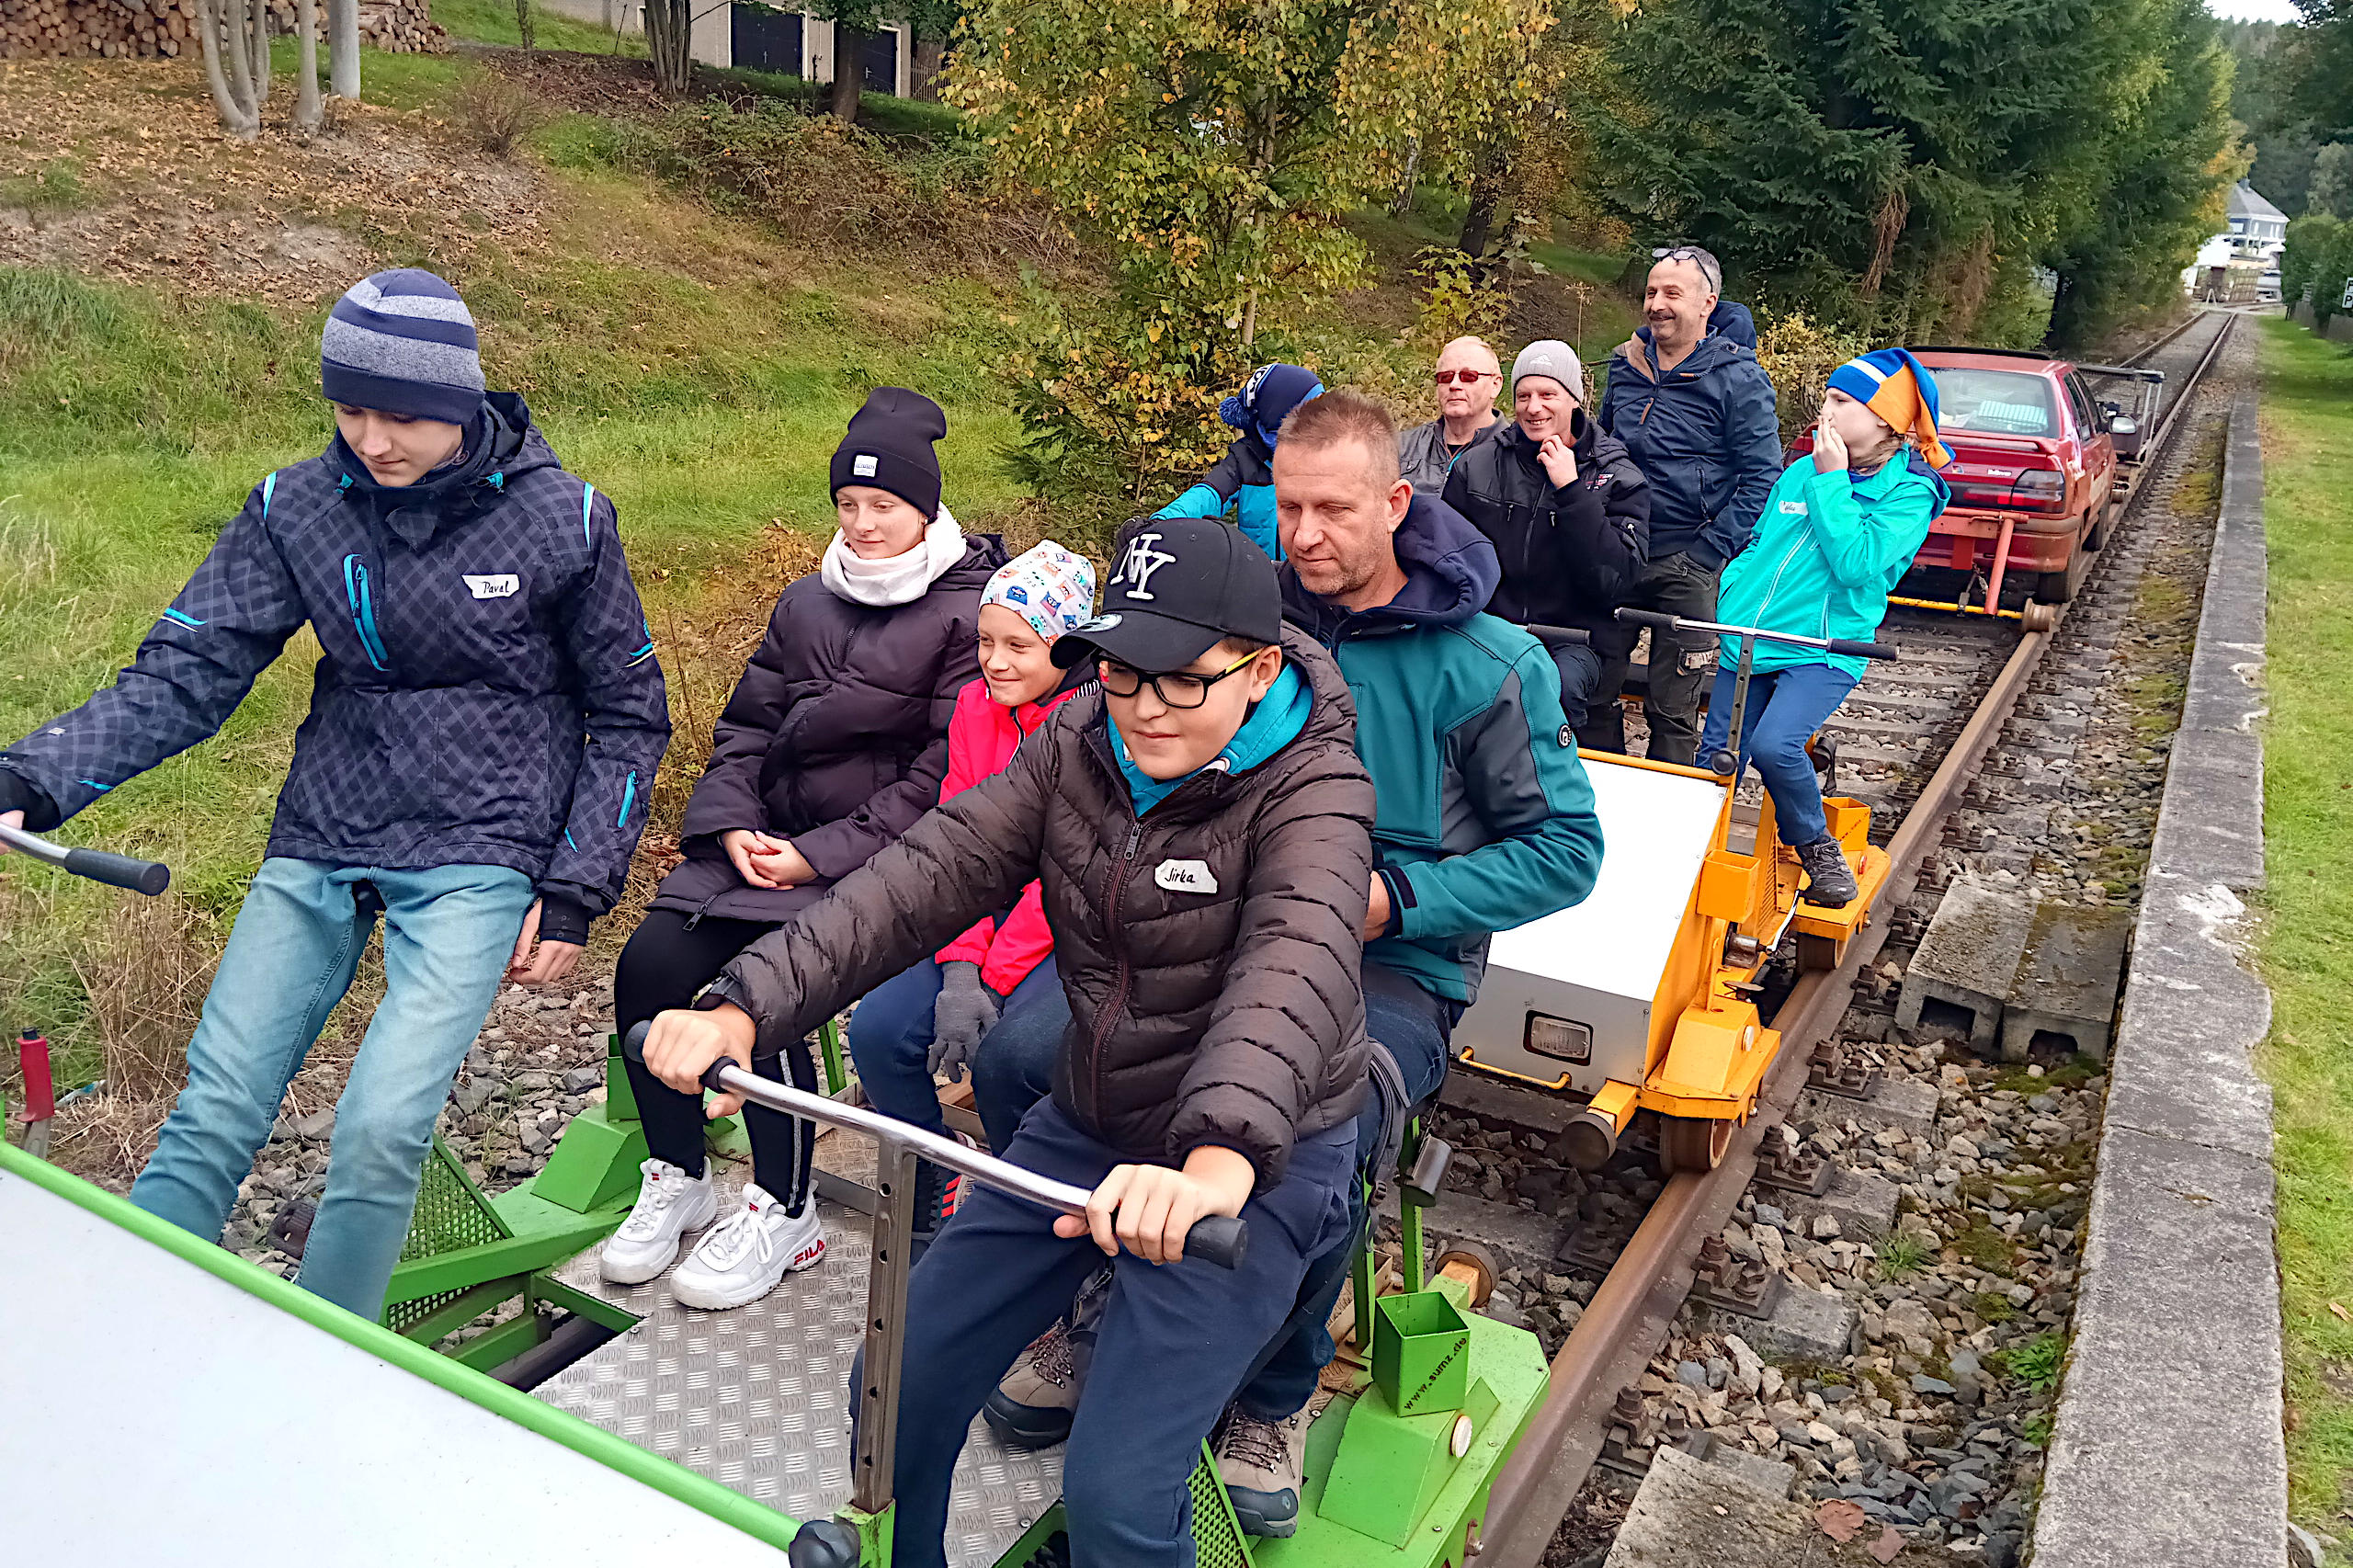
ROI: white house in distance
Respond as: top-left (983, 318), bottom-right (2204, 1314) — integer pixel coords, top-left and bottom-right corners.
top-left (574, 3), bottom-right (927, 97)
top-left (2184, 179), bottom-right (2289, 303)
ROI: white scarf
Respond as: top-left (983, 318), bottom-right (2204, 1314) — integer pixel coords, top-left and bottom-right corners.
top-left (820, 507), bottom-right (966, 608)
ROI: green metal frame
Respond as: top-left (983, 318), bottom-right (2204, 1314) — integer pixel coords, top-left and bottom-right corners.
top-left (0, 1137), bottom-right (804, 1552)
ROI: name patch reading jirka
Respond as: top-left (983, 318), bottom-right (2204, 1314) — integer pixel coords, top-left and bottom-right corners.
top-left (1154, 858), bottom-right (1219, 894)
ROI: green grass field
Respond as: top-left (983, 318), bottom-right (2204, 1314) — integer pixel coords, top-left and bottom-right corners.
top-left (2257, 314), bottom-right (2353, 1547)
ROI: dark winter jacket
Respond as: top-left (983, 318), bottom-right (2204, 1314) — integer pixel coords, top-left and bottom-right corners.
top-left (1443, 410), bottom-right (1652, 659)
top-left (0, 394), bottom-right (669, 931)
top-left (1597, 327), bottom-right (1781, 570)
top-left (651, 534), bottom-right (1009, 924)
top-left (1282, 494), bottom-right (1604, 1005)
top-left (1397, 415), bottom-right (1503, 497)
top-left (708, 628), bottom-right (1375, 1190)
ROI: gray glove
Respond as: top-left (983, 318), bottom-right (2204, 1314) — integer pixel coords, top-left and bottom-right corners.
top-left (929, 961), bottom-right (1003, 1083)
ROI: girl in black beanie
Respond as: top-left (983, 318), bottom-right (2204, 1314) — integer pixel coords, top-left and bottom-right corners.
top-left (602, 387), bottom-right (1008, 1309)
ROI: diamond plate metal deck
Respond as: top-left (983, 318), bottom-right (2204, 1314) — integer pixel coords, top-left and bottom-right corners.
top-left (539, 1168), bottom-right (1063, 1568)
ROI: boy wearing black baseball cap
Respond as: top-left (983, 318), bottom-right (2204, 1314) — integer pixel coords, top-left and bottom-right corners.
top-left (638, 515), bottom-right (1376, 1567)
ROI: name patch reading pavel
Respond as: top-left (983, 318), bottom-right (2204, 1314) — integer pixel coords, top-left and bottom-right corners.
top-left (464, 574), bottom-right (521, 600)
top-left (1154, 858), bottom-right (1219, 894)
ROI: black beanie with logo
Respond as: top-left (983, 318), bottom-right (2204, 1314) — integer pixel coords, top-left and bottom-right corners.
top-left (830, 386), bottom-right (948, 519)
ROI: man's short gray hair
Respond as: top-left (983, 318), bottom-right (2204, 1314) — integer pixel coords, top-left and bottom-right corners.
top-left (1651, 244), bottom-right (1722, 295)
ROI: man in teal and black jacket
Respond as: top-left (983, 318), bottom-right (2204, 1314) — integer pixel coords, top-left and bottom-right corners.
top-left (1206, 388), bottom-right (1604, 1535)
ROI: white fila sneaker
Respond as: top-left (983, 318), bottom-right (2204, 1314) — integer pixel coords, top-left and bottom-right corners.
top-left (670, 1182), bottom-right (826, 1310)
top-left (599, 1158), bottom-right (719, 1285)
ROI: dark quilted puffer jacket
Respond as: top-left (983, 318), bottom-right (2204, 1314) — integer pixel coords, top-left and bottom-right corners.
top-left (651, 533), bottom-right (1008, 924)
top-left (712, 627), bottom-right (1375, 1189)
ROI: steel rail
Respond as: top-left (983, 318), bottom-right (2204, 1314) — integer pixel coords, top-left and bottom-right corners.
top-left (1472, 309), bottom-right (2237, 1565)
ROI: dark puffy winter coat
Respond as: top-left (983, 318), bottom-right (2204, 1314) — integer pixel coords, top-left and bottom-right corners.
top-left (710, 628), bottom-right (1375, 1189)
top-left (1596, 327), bottom-right (1781, 569)
top-left (651, 534), bottom-right (1009, 924)
top-left (0, 393), bottom-right (669, 926)
top-left (1443, 409), bottom-right (1652, 659)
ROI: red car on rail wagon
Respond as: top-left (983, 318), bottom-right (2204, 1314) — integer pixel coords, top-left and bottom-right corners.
top-left (1789, 347), bottom-right (2148, 610)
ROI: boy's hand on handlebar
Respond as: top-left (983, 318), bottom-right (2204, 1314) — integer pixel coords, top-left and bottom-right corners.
top-left (643, 1004), bottom-right (759, 1116)
top-left (0, 809), bottom-right (19, 854)
top-left (507, 899), bottom-right (584, 986)
top-left (1058, 1144), bottom-right (1254, 1266)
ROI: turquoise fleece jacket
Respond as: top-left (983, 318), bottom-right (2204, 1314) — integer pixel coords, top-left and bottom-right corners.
top-left (1715, 451), bottom-right (1950, 679)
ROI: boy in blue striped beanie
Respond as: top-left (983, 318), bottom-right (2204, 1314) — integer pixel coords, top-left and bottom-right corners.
top-left (320, 267), bottom-right (489, 488)
top-left (0, 267), bottom-right (672, 1321)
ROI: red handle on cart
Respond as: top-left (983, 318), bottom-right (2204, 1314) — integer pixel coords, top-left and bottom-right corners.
top-left (19, 1030), bottom-right (55, 1123)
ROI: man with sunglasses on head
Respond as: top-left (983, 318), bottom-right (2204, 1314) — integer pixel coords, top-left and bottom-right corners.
top-left (1597, 244), bottom-right (1782, 763)
top-left (1397, 335), bottom-right (1506, 495)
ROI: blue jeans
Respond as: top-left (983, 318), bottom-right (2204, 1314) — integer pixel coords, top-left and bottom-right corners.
top-left (847, 956), bottom-right (1063, 1150)
top-left (130, 858), bottom-right (535, 1319)
top-left (1235, 962), bottom-right (1459, 1420)
top-left (893, 1098), bottom-right (1356, 1568)
top-left (1699, 663), bottom-right (1860, 847)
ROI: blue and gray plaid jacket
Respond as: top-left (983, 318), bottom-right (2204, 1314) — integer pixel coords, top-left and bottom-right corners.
top-left (0, 393), bottom-right (671, 927)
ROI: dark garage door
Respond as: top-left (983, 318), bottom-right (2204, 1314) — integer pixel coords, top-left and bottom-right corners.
top-left (731, 5), bottom-right (803, 74)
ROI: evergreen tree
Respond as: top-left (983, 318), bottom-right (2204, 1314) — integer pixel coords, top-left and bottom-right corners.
top-left (2046, 0), bottom-right (2244, 345)
top-left (1595, 0), bottom-right (2238, 345)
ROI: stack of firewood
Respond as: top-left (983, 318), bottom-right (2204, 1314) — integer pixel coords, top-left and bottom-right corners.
top-left (0, 0), bottom-right (445, 61)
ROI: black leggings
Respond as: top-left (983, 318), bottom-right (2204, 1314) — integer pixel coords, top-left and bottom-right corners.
top-left (613, 909), bottom-right (818, 1215)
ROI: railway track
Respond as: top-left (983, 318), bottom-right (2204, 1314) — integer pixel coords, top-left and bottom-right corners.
top-left (1459, 306), bottom-right (2244, 1566)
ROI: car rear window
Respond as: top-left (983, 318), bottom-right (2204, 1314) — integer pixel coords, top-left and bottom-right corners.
top-left (1930, 369), bottom-right (2059, 437)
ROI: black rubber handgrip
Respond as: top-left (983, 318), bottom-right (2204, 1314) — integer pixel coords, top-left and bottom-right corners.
top-left (1183, 1213), bottom-right (1248, 1270)
top-left (1613, 607), bottom-right (1679, 630)
top-left (1522, 622), bottom-right (1592, 647)
top-left (1825, 638), bottom-right (1899, 661)
top-left (61, 846), bottom-right (171, 896)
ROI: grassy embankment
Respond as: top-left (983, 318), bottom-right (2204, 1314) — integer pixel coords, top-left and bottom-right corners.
top-left (0, 40), bottom-right (1039, 1108)
top-left (1, 15), bottom-right (1508, 1123)
top-left (2257, 314), bottom-right (2353, 1551)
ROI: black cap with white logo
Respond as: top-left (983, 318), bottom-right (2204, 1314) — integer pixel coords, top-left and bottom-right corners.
top-left (1051, 517), bottom-right (1282, 671)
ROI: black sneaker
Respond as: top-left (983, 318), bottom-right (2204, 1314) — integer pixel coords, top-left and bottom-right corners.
top-left (1796, 835), bottom-right (1859, 907)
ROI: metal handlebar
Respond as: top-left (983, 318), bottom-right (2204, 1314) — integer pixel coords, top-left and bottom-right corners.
top-left (1612, 606), bottom-right (1898, 664)
top-left (620, 1023), bottom-right (1248, 1270)
top-left (1522, 623), bottom-right (1593, 648)
top-left (0, 824), bottom-right (172, 896)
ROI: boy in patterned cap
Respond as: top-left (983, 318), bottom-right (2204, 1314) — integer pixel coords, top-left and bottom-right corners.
top-left (844, 540), bottom-right (1098, 1253)
top-left (1706, 347), bottom-right (1952, 905)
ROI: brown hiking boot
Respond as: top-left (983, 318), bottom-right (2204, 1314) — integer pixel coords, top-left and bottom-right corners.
top-left (982, 1265), bottom-right (1110, 1449)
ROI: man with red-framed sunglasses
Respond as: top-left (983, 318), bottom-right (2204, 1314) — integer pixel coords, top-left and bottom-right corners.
top-left (1396, 335), bottom-right (1505, 495)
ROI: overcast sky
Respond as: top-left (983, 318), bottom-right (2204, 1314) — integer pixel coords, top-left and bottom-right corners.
top-left (2208, 0), bottom-right (2302, 19)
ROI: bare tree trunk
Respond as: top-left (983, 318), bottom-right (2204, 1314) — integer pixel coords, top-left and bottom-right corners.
top-left (1390, 139), bottom-right (1421, 217)
top-left (514, 0), bottom-right (537, 52)
top-left (1458, 142), bottom-right (1509, 266)
top-left (246, 0), bottom-right (270, 107)
top-left (328, 0), bottom-right (359, 98)
top-left (294, 0), bottom-right (323, 130)
top-left (832, 24), bottom-right (866, 121)
top-left (644, 0), bottom-right (693, 95)
top-left (197, 0), bottom-right (261, 139)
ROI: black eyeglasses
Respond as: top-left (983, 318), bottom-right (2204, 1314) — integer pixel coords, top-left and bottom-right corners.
top-left (1097, 649), bottom-right (1261, 710)
top-left (1652, 245), bottom-right (1722, 292)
